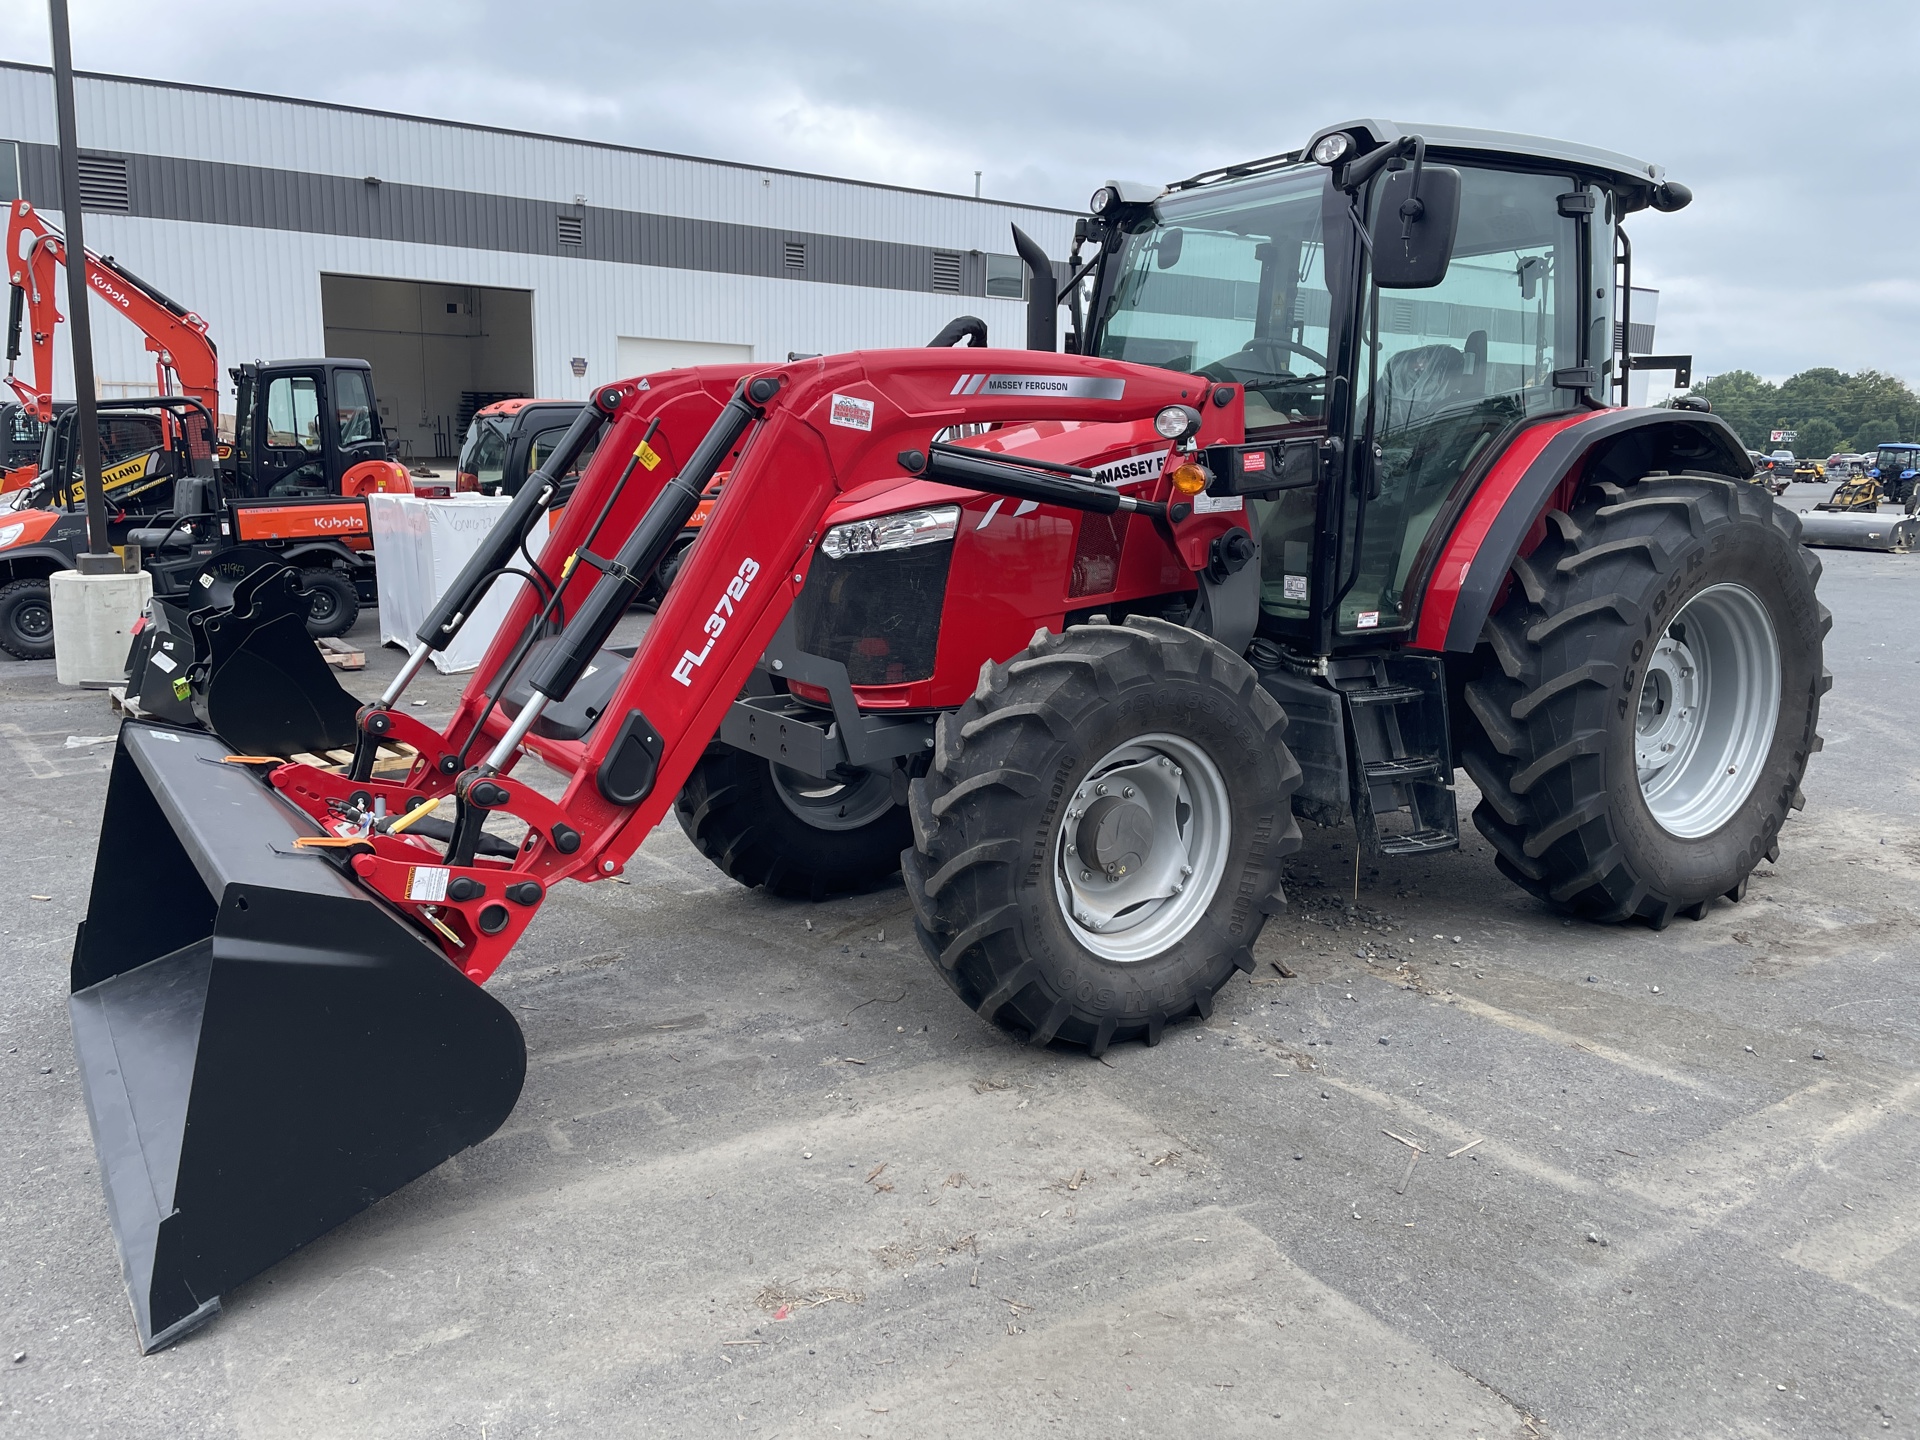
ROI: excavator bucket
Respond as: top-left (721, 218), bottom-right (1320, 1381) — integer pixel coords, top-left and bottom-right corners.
top-left (71, 722), bottom-right (526, 1351)
top-left (189, 564), bottom-right (360, 754)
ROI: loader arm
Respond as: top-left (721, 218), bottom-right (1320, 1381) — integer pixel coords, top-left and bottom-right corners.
top-left (5, 199), bottom-right (219, 421)
top-left (266, 349), bottom-right (1213, 980)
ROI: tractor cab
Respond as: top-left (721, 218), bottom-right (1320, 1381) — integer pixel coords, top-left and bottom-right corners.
top-left (228, 358), bottom-right (406, 499)
top-left (0, 400), bottom-right (54, 492)
top-left (1074, 120), bottom-right (1698, 659)
top-left (1870, 442), bottom-right (1920, 504)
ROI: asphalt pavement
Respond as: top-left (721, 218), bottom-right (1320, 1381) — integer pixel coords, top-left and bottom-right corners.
top-left (3, 490), bottom-right (1916, 1439)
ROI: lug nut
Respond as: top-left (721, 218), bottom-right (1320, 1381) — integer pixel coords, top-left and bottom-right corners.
top-left (1096, 783), bottom-right (1109, 795)
top-left (1080, 870), bottom-right (1092, 882)
top-left (1122, 786), bottom-right (1135, 799)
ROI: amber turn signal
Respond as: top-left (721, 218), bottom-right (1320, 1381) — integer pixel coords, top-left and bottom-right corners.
top-left (1168, 462), bottom-right (1209, 496)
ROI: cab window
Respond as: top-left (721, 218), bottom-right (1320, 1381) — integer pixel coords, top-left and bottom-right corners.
top-left (527, 424), bottom-right (598, 489)
top-left (462, 417), bottom-right (510, 492)
top-left (332, 369), bottom-right (378, 446)
top-left (264, 376), bottom-right (322, 452)
top-left (1337, 166), bottom-right (1584, 636)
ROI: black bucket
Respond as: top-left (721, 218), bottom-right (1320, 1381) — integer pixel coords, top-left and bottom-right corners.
top-left (71, 722), bottom-right (526, 1351)
top-left (122, 599), bottom-right (202, 728)
top-left (190, 564), bottom-right (360, 754)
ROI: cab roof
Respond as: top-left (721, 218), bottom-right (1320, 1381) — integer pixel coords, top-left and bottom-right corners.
top-left (1308, 120), bottom-right (1666, 192)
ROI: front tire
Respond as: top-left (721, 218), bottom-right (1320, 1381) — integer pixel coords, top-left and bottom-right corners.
top-left (1460, 472), bottom-right (1828, 928)
top-left (300, 568), bottom-right (360, 638)
top-left (905, 618), bottom-right (1301, 1055)
top-left (0, 578), bottom-right (55, 660)
top-left (675, 744), bottom-right (911, 899)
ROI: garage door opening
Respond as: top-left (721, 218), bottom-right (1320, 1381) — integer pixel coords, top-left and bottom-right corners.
top-left (616, 336), bottom-right (752, 379)
top-left (322, 276), bottom-right (534, 463)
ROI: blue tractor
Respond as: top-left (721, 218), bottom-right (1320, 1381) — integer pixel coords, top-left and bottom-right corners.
top-left (1870, 442), bottom-right (1920, 507)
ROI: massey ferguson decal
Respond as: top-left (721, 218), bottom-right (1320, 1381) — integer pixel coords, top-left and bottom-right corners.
top-left (672, 558), bottom-right (761, 685)
top-left (948, 373), bottom-right (1127, 400)
top-left (829, 394), bottom-right (875, 431)
top-left (1089, 449), bottom-right (1169, 488)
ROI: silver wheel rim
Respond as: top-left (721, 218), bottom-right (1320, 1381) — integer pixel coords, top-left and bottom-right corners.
top-left (1053, 732), bottom-right (1231, 963)
top-left (1635, 582), bottom-right (1780, 839)
top-left (770, 763), bottom-right (896, 832)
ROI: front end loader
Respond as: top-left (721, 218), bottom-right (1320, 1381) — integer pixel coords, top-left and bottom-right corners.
top-left (70, 121), bottom-right (1828, 1351)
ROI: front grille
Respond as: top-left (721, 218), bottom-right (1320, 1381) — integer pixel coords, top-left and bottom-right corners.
top-left (793, 541), bottom-right (952, 685)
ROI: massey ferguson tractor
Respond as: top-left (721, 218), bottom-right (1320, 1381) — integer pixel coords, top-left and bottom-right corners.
top-left (71, 120), bottom-right (1826, 1350)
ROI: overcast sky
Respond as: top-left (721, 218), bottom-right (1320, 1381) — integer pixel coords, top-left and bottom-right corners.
top-left (4, 1), bottom-right (1914, 389)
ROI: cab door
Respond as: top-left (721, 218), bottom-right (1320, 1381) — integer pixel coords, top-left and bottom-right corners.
top-left (248, 366), bottom-right (328, 497)
top-left (1335, 165), bottom-right (1590, 644)
top-left (325, 364), bottom-right (389, 488)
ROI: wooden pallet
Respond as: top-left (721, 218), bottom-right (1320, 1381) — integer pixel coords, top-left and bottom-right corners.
top-left (317, 635), bottom-right (365, 670)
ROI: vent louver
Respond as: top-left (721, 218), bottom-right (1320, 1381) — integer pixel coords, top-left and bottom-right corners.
top-left (557, 213), bottom-right (584, 247)
top-left (932, 252), bottom-right (962, 293)
top-left (784, 240), bottom-right (806, 269)
top-left (77, 155), bottom-right (130, 213)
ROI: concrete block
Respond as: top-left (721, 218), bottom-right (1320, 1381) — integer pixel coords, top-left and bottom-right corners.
top-left (51, 568), bottom-right (151, 688)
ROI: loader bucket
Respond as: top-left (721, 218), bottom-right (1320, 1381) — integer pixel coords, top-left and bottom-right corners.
top-left (70, 722), bottom-right (526, 1351)
top-left (190, 564), bottom-right (360, 754)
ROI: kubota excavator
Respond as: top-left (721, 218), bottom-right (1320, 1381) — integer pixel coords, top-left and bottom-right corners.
top-left (72, 121), bottom-right (1827, 1352)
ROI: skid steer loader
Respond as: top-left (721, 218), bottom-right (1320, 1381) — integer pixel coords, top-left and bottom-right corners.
top-left (73, 120), bottom-right (1828, 1350)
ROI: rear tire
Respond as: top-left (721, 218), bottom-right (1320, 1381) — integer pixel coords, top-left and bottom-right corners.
top-left (0, 578), bottom-right (55, 660)
top-left (674, 743), bottom-right (911, 899)
top-left (300, 568), bottom-right (359, 639)
top-left (905, 618), bottom-right (1301, 1055)
top-left (1460, 472), bottom-right (1828, 928)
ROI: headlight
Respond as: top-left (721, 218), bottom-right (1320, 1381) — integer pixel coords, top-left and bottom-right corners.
top-left (1310, 133), bottom-right (1352, 165)
top-left (1154, 404), bottom-right (1201, 440)
top-left (0, 523), bottom-right (24, 549)
top-left (820, 504), bottom-right (960, 561)
top-left (1089, 185), bottom-right (1116, 216)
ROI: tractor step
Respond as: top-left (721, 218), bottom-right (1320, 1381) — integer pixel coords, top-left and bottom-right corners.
top-left (1332, 654), bottom-right (1460, 860)
top-left (1363, 755), bottom-right (1446, 784)
top-left (1345, 683), bottom-right (1425, 706)
top-left (1378, 826), bottom-right (1460, 857)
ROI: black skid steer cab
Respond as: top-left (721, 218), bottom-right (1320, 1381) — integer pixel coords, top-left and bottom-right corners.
top-left (0, 397), bottom-right (377, 658)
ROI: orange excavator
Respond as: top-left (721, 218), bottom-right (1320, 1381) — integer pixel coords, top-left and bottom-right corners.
top-left (4, 197), bottom-right (219, 493)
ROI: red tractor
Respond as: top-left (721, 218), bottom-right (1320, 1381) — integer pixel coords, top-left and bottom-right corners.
top-left (74, 120), bottom-right (1826, 1350)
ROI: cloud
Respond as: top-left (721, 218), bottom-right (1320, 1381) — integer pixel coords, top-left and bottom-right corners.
top-left (4, 0), bottom-right (1916, 384)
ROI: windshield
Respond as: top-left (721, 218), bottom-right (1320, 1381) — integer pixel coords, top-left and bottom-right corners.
top-left (460, 415), bottom-right (510, 490)
top-left (1878, 447), bottom-right (1915, 473)
top-left (1092, 167), bottom-right (1335, 433)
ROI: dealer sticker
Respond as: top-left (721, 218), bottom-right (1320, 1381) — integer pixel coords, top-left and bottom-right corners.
top-left (829, 394), bottom-right (875, 431)
top-left (406, 865), bottom-right (451, 903)
top-left (1283, 574), bottom-right (1308, 601)
top-left (1356, 610), bottom-right (1381, 629)
top-left (148, 649), bottom-right (176, 673)
top-left (1192, 492), bottom-right (1244, 514)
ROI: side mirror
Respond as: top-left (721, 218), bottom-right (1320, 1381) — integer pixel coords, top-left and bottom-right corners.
top-left (1154, 228), bottom-right (1184, 269)
top-left (1369, 164), bottom-right (1461, 290)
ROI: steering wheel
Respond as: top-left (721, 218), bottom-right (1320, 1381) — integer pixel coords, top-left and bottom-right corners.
top-left (1199, 335), bottom-right (1330, 385)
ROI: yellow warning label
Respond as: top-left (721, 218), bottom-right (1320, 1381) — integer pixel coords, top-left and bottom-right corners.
top-left (635, 440), bottom-right (662, 471)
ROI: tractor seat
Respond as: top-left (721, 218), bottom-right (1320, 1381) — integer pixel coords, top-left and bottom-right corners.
top-left (1380, 345), bottom-right (1467, 431)
top-left (126, 476), bottom-right (215, 551)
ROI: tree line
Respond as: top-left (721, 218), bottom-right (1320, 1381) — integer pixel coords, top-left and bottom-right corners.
top-left (1676, 369), bottom-right (1920, 458)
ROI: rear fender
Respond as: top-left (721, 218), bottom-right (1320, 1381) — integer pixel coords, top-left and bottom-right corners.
top-left (0, 544), bottom-right (74, 582)
top-left (1411, 408), bottom-right (1749, 653)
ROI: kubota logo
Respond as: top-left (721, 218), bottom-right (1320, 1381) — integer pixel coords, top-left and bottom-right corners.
top-left (308, 515), bottom-right (364, 531)
top-left (88, 272), bottom-right (133, 310)
top-left (672, 558), bottom-right (760, 686)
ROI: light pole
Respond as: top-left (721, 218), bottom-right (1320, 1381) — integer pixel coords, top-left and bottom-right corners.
top-left (48, 0), bottom-right (116, 574)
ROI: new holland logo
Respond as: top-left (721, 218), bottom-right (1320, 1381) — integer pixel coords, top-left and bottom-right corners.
top-left (672, 558), bottom-right (761, 686)
top-left (948, 373), bottom-right (1127, 400)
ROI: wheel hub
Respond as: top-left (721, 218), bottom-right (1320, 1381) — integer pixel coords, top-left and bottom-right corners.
top-left (1634, 632), bottom-right (1701, 776)
top-left (1634, 583), bottom-right (1781, 839)
top-left (1055, 735), bottom-right (1230, 963)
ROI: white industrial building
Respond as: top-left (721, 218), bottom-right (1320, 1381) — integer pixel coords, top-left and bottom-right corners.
top-left (0, 62), bottom-right (1075, 462)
